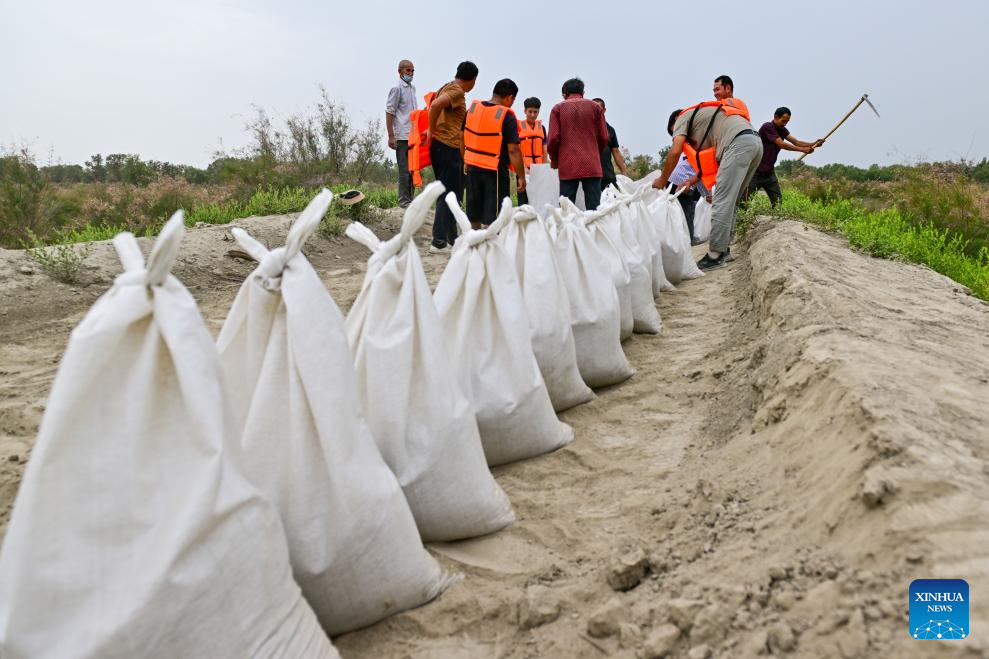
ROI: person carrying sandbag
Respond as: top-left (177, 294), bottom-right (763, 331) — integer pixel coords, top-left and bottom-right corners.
top-left (663, 109), bottom-right (710, 245)
top-left (653, 94), bottom-right (762, 271)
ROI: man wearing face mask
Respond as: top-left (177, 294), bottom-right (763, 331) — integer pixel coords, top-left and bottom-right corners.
top-left (386, 59), bottom-right (417, 208)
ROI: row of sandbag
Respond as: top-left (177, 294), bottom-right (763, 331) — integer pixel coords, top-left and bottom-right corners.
top-left (0, 190), bottom-right (488, 658)
top-left (0, 176), bottom-right (700, 658)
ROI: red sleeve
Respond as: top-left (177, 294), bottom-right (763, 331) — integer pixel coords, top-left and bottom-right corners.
top-left (547, 105), bottom-right (561, 161)
top-left (595, 106), bottom-right (609, 151)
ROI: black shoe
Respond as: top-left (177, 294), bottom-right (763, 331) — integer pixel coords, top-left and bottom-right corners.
top-left (725, 247), bottom-right (735, 262)
top-left (697, 252), bottom-right (727, 270)
top-left (690, 238), bottom-right (704, 246)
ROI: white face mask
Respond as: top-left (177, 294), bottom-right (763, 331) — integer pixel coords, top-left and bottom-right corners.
top-left (401, 74), bottom-right (414, 84)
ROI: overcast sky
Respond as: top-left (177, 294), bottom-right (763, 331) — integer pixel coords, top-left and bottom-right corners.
top-left (3, 0), bottom-right (986, 170)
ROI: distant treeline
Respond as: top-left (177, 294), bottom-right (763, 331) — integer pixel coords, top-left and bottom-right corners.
top-left (777, 158), bottom-right (989, 183)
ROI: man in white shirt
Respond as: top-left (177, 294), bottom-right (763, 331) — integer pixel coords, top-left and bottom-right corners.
top-left (386, 59), bottom-right (417, 208)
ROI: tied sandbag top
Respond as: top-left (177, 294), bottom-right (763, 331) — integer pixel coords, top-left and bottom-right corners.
top-left (230, 189), bottom-right (333, 290)
top-left (444, 192), bottom-right (513, 247)
top-left (347, 181), bottom-right (446, 265)
top-left (112, 210), bottom-right (185, 288)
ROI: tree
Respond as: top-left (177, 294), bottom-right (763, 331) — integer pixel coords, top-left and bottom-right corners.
top-left (349, 118), bottom-right (384, 184)
top-left (85, 154), bottom-right (106, 182)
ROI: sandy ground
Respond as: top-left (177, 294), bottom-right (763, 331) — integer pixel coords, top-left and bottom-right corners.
top-left (1, 210), bottom-right (987, 658)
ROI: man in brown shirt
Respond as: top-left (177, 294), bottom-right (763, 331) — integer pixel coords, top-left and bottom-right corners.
top-left (427, 61), bottom-right (478, 252)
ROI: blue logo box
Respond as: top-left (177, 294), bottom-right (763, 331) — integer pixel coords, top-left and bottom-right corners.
top-left (910, 579), bottom-right (969, 640)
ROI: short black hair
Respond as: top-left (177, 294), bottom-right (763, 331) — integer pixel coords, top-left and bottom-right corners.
top-left (456, 61), bottom-right (479, 81)
top-left (667, 109), bottom-right (683, 136)
top-left (714, 74), bottom-right (734, 91)
top-left (493, 78), bottom-right (518, 98)
top-left (774, 106), bottom-right (792, 118)
top-left (562, 77), bottom-right (584, 96)
top-left (592, 97), bottom-right (605, 108)
top-left (524, 97), bottom-right (541, 109)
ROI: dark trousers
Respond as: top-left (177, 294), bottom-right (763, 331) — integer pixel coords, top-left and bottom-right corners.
top-left (429, 141), bottom-right (464, 248)
top-left (668, 183), bottom-right (700, 239)
top-left (560, 177), bottom-right (602, 211)
top-left (395, 139), bottom-right (412, 207)
top-left (745, 169), bottom-right (783, 207)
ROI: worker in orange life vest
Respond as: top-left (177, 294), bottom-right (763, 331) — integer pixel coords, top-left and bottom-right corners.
top-left (713, 74), bottom-right (750, 121)
top-left (463, 78), bottom-right (526, 229)
top-left (516, 97), bottom-right (546, 206)
top-left (653, 94), bottom-right (762, 271)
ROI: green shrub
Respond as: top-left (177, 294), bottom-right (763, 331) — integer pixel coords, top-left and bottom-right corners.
top-left (0, 153), bottom-right (77, 247)
top-left (22, 230), bottom-right (93, 283)
top-left (741, 189), bottom-right (989, 301)
top-left (317, 205), bottom-right (345, 238)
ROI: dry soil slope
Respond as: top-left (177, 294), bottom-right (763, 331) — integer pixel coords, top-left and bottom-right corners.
top-left (0, 214), bottom-right (986, 658)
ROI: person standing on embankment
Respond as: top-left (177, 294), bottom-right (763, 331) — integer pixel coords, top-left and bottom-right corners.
top-left (386, 59), bottom-right (417, 209)
top-left (426, 61), bottom-right (478, 253)
top-left (745, 107), bottom-right (824, 207)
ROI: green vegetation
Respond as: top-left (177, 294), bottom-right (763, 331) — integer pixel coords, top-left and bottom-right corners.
top-left (0, 90), bottom-right (400, 250)
top-left (740, 189), bottom-right (989, 302)
top-left (4, 84), bottom-right (988, 301)
top-left (22, 230), bottom-right (93, 284)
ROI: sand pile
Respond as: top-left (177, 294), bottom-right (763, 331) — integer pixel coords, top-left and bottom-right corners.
top-left (0, 213), bottom-right (986, 658)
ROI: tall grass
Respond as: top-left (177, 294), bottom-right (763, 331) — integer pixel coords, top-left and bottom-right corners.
top-left (184, 184), bottom-right (397, 226)
top-left (741, 189), bottom-right (989, 301)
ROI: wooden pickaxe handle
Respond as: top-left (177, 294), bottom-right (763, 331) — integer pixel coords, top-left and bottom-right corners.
top-left (797, 94), bottom-right (870, 161)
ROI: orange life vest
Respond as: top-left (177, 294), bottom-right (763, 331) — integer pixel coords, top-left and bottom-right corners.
top-left (518, 119), bottom-right (545, 166)
top-left (463, 100), bottom-right (515, 171)
top-left (677, 98), bottom-right (751, 189)
top-left (408, 91), bottom-right (436, 188)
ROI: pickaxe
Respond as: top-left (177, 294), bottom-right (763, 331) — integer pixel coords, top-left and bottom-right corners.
top-left (797, 93), bottom-right (880, 161)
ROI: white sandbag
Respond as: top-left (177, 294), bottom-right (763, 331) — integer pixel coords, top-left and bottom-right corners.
top-left (647, 190), bottom-right (704, 284)
top-left (434, 194), bottom-right (574, 467)
top-left (501, 205), bottom-right (595, 412)
top-left (567, 198), bottom-right (633, 341)
top-left (609, 200), bottom-right (663, 334)
top-left (600, 184), bottom-right (674, 296)
top-left (0, 213), bottom-right (338, 659)
top-left (618, 169), bottom-right (663, 194)
top-left (666, 192), bottom-right (705, 281)
top-left (693, 193), bottom-right (712, 242)
top-left (217, 191), bottom-right (454, 635)
top-left (345, 182), bottom-right (515, 542)
top-left (552, 209), bottom-right (634, 388)
top-left (628, 196), bottom-right (676, 295)
top-left (575, 185), bottom-right (586, 210)
top-left (526, 163), bottom-right (560, 215)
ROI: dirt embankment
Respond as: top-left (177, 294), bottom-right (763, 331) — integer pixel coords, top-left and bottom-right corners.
top-left (1, 213), bottom-right (987, 658)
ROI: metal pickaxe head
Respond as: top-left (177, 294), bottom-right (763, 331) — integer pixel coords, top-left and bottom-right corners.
top-left (862, 94), bottom-right (880, 118)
